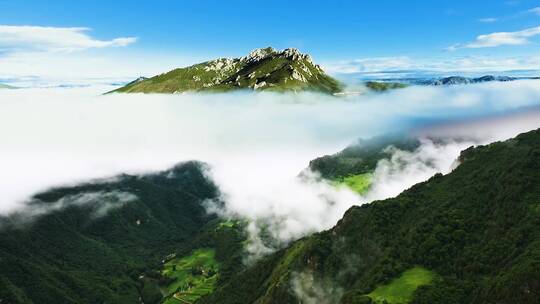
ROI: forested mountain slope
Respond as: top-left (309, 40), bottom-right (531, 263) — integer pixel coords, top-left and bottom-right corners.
top-left (0, 162), bottom-right (235, 304)
top-left (201, 129), bottom-right (540, 304)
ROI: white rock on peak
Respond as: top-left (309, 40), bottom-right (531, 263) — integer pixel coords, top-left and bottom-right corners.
top-left (203, 58), bottom-right (236, 72)
top-left (253, 81), bottom-right (267, 90)
top-left (233, 47), bottom-right (317, 68)
top-left (281, 48), bottom-right (301, 57)
top-left (241, 47), bottom-right (276, 63)
top-left (291, 69), bottom-right (307, 82)
top-left (280, 48), bottom-right (313, 64)
top-left (300, 63), bottom-right (312, 76)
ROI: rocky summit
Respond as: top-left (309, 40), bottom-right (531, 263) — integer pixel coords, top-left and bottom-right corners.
top-left (110, 47), bottom-right (342, 94)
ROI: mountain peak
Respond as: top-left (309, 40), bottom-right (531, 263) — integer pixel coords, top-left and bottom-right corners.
top-left (111, 47), bottom-right (342, 94)
top-left (241, 47), bottom-right (277, 63)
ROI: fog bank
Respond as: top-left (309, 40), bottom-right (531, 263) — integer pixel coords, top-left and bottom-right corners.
top-left (1, 81), bottom-right (540, 252)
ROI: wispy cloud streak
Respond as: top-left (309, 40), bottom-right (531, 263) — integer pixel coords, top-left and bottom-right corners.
top-left (0, 25), bottom-right (137, 53)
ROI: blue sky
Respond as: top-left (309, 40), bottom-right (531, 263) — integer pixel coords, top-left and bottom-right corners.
top-left (1, 0), bottom-right (540, 81)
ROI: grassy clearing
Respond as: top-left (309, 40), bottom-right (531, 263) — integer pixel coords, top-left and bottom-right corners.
top-left (367, 267), bottom-right (435, 303)
top-left (334, 173), bottom-right (372, 194)
top-left (217, 219), bottom-right (242, 229)
top-left (161, 249), bottom-right (219, 304)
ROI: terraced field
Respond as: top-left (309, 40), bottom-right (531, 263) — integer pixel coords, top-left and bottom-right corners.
top-left (161, 249), bottom-right (219, 304)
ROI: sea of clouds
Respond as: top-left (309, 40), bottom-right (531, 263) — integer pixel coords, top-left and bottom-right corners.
top-left (1, 80), bottom-right (540, 256)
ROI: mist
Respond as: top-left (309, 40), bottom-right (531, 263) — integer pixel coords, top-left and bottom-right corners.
top-left (1, 80), bottom-right (540, 254)
top-left (1, 191), bottom-right (137, 228)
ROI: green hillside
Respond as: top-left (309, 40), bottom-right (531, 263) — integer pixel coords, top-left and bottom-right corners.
top-left (367, 267), bottom-right (435, 303)
top-left (2, 128), bottom-right (539, 304)
top-left (0, 162), bottom-right (246, 304)
top-left (333, 173), bottom-right (373, 194)
top-left (110, 47), bottom-right (342, 94)
top-left (365, 81), bottom-right (408, 92)
top-left (309, 134), bottom-right (421, 195)
top-left (309, 134), bottom-right (421, 179)
top-left (200, 129), bottom-right (540, 304)
top-left (160, 248), bottom-right (219, 304)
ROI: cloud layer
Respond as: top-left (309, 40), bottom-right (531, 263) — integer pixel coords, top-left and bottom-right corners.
top-left (1, 82), bottom-right (540, 254)
top-left (4, 191), bottom-right (137, 226)
top-left (325, 54), bottom-right (540, 75)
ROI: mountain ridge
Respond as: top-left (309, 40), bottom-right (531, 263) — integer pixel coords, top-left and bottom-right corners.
top-left (420, 75), bottom-right (516, 85)
top-left (110, 47), bottom-right (342, 94)
top-left (359, 75), bottom-right (534, 93)
top-left (2, 129), bottom-right (539, 303)
top-left (0, 162), bottom-right (241, 304)
top-left (200, 128), bottom-right (540, 304)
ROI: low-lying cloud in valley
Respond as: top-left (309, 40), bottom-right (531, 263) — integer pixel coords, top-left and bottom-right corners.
top-left (2, 191), bottom-right (137, 228)
top-left (2, 80), bottom-right (540, 255)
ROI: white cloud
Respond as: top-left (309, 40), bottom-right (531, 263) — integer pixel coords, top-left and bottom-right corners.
top-left (528, 7), bottom-right (540, 15)
top-left (363, 139), bottom-right (473, 202)
top-left (478, 17), bottom-right (498, 23)
top-left (436, 55), bottom-right (540, 72)
top-left (326, 54), bottom-right (540, 75)
top-left (0, 51), bottom-right (200, 85)
top-left (1, 83), bottom-right (540, 256)
top-left (0, 25), bottom-right (146, 82)
top-left (448, 26), bottom-right (540, 50)
top-left (323, 56), bottom-right (414, 74)
top-left (0, 25), bottom-right (137, 53)
top-left (291, 271), bottom-right (343, 304)
top-left (6, 191), bottom-right (137, 224)
top-left (0, 26), bottom-right (214, 85)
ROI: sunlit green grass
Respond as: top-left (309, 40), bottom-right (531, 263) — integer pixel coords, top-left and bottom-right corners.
top-left (161, 248), bottom-right (219, 303)
top-left (334, 173), bottom-right (372, 194)
top-left (217, 219), bottom-right (240, 229)
top-left (367, 267), bottom-right (435, 303)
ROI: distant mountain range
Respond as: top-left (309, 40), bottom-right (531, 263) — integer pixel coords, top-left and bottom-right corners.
top-left (0, 83), bottom-right (16, 89)
top-left (417, 75), bottom-right (519, 85)
top-left (110, 48), bottom-right (342, 94)
top-left (360, 75), bottom-right (539, 93)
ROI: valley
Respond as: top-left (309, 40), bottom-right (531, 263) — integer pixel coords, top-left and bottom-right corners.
top-left (200, 129), bottom-right (540, 304)
top-left (2, 127), bottom-right (538, 304)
